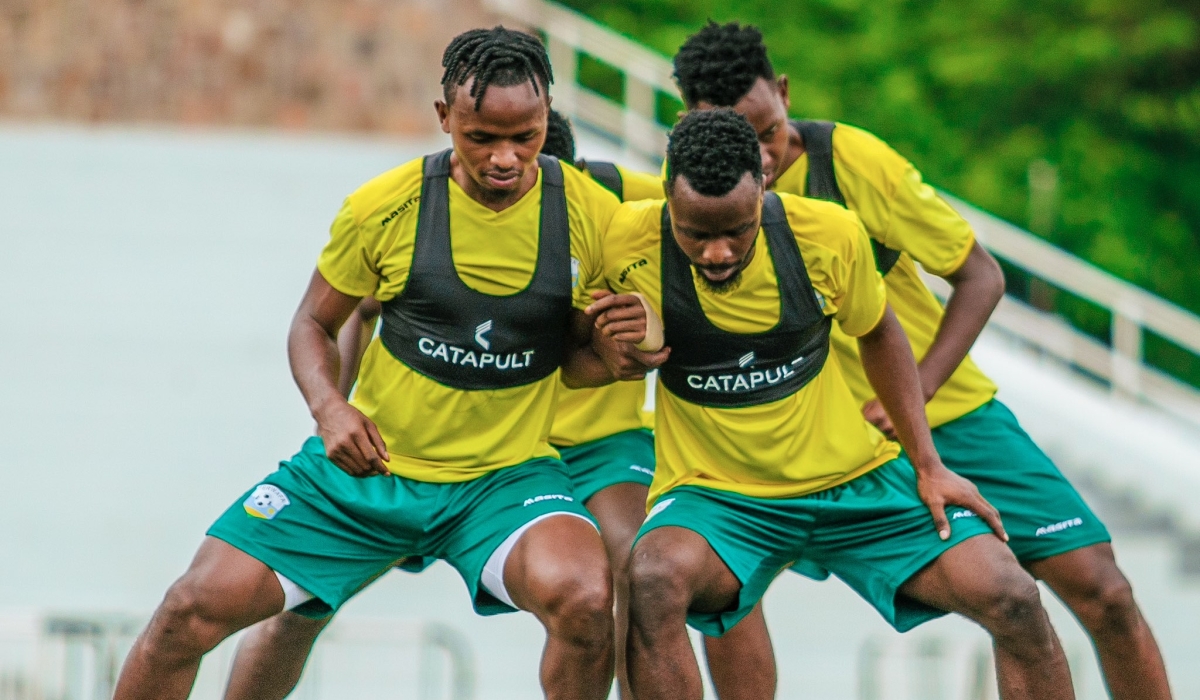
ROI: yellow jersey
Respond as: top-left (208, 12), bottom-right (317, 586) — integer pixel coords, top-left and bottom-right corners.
top-left (772, 123), bottom-right (997, 427)
top-left (604, 193), bottom-right (900, 501)
top-left (549, 162), bottom-right (664, 447)
top-left (317, 156), bottom-right (617, 482)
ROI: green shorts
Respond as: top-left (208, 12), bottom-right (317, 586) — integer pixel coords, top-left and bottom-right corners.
top-left (208, 437), bottom-right (596, 618)
top-left (554, 428), bottom-right (655, 503)
top-left (933, 399), bottom-right (1110, 563)
top-left (636, 457), bottom-right (993, 637)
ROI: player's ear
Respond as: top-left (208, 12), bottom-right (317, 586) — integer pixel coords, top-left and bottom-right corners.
top-left (777, 75), bottom-right (791, 111)
top-left (435, 100), bottom-right (451, 134)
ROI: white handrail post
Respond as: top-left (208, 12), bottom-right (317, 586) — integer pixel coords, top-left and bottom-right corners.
top-left (624, 76), bottom-right (656, 162)
top-left (1112, 299), bottom-right (1144, 398)
top-left (546, 33), bottom-right (579, 121)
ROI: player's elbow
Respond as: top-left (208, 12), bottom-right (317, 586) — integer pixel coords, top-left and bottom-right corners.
top-left (954, 242), bottom-right (1005, 307)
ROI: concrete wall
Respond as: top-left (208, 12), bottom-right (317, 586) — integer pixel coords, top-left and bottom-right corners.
top-left (0, 0), bottom-right (507, 134)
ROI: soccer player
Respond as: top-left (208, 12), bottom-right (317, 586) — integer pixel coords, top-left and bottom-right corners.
top-left (589, 108), bottom-right (1075, 700)
top-left (674, 22), bottom-right (1170, 700)
top-left (220, 109), bottom-right (661, 700)
top-left (113, 27), bottom-right (664, 700)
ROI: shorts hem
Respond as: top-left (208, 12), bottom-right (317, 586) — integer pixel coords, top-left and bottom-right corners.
top-left (885, 528), bottom-right (993, 633)
top-left (1014, 533), bottom-right (1113, 565)
top-left (205, 528), bottom-right (347, 617)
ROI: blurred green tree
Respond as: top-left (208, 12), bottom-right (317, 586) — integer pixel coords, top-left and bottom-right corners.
top-left (561, 0), bottom-right (1200, 385)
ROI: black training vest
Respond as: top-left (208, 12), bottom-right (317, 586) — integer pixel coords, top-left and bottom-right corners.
top-left (791, 119), bottom-right (902, 276)
top-left (378, 150), bottom-right (572, 390)
top-left (659, 191), bottom-right (832, 408)
top-left (585, 161), bottom-right (624, 201)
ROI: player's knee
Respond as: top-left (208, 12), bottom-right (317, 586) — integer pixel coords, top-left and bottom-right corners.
top-left (532, 562), bottom-right (613, 646)
top-left (1070, 569), bottom-right (1139, 637)
top-left (975, 573), bottom-right (1050, 644)
top-left (627, 546), bottom-right (694, 623)
top-left (148, 579), bottom-right (232, 657)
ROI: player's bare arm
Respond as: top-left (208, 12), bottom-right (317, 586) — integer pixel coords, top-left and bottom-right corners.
top-left (917, 241), bottom-right (1004, 397)
top-left (288, 270), bottom-right (390, 477)
top-left (335, 297), bottom-right (381, 398)
top-left (862, 241), bottom-right (1004, 434)
top-left (856, 307), bottom-right (1005, 542)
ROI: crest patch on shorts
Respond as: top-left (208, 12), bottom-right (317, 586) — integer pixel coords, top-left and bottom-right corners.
top-left (244, 484), bottom-right (291, 520)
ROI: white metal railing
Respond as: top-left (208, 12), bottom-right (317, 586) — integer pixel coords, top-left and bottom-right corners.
top-left (488, 0), bottom-right (1200, 425)
top-left (0, 613), bottom-right (475, 700)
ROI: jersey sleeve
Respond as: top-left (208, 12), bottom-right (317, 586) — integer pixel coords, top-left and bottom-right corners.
top-left (569, 175), bottom-right (621, 311)
top-left (882, 163), bottom-right (976, 276)
top-left (616, 166), bottom-right (667, 202)
top-left (833, 124), bottom-right (975, 277)
top-left (316, 198), bottom-right (379, 298)
top-left (831, 215), bottom-right (888, 338)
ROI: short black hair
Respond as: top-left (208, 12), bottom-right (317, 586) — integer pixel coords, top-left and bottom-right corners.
top-left (442, 27), bottom-right (554, 111)
top-left (673, 21), bottom-right (774, 108)
top-left (542, 109), bottom-right (576, 164)
top-left (666, 108), bottom-right (762, 197)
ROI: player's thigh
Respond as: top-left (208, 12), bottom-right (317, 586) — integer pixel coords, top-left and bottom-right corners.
top-left (899, 531), bottom-right (1031, 617)
top-left (585, 481), bottom-right (650, 574)
top-left (436, 457), bottom-right (606, 616)
top-left (505, 513), bottom-right (613, 614)
top-left (165, 537), bottom-right (285, 628)
top-left (799, 457), bottom-right (995, 632)
top-left (631, 488), bottom-right (803, 637)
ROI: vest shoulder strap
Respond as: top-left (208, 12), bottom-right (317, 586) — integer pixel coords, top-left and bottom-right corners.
top-left (793, 120), bottom-right (844, 205)
top-left (585, 160), bottom-right (623, 201)
top-left (791, 120), bottom-right (900, 276)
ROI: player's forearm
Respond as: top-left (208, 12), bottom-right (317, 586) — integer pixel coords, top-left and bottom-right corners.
top-left (335, 312), bottom-right (373, 398)
top-left (917, 242), bottom-right (1004, 401)
top-left (857, 307), bottom-right (939, 469)
top-left (561, 344), bottom-right (617, 388)
top-left (289, 314), bottom-right (350, 420)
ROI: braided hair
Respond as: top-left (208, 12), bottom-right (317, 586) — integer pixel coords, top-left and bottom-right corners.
top-left (673, 21), bottom-right (774, 108)
top-left (441, 27), bottom-right (554, 111)
top-left (666, 108), bottom-right (762, 197)
top-left (542, 109), bottom-right (576, 164)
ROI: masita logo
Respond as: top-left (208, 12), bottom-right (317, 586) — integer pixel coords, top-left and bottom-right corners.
top-left (244, 485), bottom-right (290, 520)
top-left (1035, 517), bottom-right (1083, 537)
top-left (523, 493), bottom-right (574, 507)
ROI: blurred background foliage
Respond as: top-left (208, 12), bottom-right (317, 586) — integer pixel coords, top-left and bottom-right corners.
top-left (562, 0), bottom-right (1200, 385)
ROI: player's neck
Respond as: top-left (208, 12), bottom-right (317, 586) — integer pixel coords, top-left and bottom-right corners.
top-left (773, 122), bottom-right (806, 186)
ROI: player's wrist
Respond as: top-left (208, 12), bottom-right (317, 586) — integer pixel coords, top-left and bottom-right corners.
top-left (309, 390), bottom-right (350, 423)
